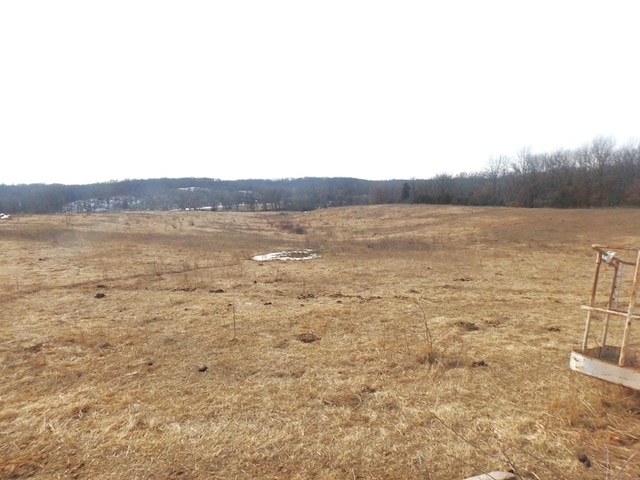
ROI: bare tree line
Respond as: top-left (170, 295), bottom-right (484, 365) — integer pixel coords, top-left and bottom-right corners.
top-left (400, 136), bottom-right (640, 208)
top-left (1, 136), bottom-right (638, 213)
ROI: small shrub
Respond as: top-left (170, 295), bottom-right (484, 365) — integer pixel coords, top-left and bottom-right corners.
top-left (278, 221), bottom-right (307, 234)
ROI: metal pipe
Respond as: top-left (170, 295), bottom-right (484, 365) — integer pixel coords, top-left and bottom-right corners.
top-left (600, 261), bottom-right (622, 350)
top-left (583, 251), bottom-right (602, 352)
top-left (619, 249), bottom-right (640, 366)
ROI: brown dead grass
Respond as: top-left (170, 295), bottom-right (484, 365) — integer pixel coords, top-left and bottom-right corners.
top-left (2, 206), bottom-right (640, 479)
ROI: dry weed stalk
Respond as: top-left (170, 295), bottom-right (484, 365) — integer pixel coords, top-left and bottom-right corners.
top-left (425, 406), bottom-right (574, 480)
top-left (232, 301), bottom-right (237, 342)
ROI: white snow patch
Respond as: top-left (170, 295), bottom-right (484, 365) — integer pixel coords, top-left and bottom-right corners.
top-left (252, 249), bottom-right (320, 261)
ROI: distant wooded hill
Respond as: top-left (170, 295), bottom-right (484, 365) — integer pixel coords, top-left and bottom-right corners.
top-left (1, 137), bottom-right (639, 213)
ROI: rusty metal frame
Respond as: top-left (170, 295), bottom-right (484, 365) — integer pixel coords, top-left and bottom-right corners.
top-left (571, 245), bottom-right (640, 390)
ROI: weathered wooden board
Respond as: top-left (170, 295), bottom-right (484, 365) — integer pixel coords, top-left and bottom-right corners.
top-left (462, 472), bottom-right (515, 480)
top-left (570, 350), bottom-right (640, 390)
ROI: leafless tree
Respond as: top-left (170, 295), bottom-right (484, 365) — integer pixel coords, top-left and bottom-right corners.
top-left (484, 155), bottom-right (509, 204)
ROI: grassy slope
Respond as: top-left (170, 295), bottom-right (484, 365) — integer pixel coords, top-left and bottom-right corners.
top-left (2, 205), bottom-right (640, 479)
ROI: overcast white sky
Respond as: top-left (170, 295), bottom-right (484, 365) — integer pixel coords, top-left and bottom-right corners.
top-left (1, 1), bottom-right (638, 185)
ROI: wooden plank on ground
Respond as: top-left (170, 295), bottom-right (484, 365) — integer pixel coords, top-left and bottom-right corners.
top-left (462, 472), bottom-right (515, 480)
top-left (570, 350), bottom-right (640, 390)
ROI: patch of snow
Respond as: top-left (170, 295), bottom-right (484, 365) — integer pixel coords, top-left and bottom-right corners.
top-left (251, 249), bottom-right (320, 261)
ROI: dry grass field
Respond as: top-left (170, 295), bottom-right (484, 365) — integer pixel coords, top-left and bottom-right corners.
top-left (2, 205), bottom-right (640, 479)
